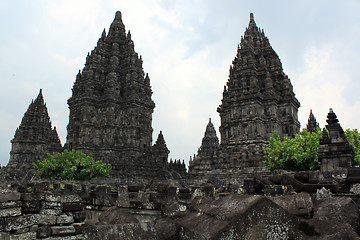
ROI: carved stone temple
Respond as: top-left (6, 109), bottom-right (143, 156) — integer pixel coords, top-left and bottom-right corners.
top-left (189, 13), bottom-right (300, 184)
top-left (64, 11), bottom-right (185, 179)
top-left (306, 109), bottom-right (319, 133)
top-left (2, 90), bottom-right (62, 180)
top-left (317, 108), bottom-right (354, 173)
top-left (1, 11), bottom-right (186, 181)
top-left (2, 12), bottom-right (304, 184)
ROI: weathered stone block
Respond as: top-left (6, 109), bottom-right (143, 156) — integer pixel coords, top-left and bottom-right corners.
top-left (83, 223), bottom-right (157, 240)
top-left (51, 225), bottom-right (76, 236)
top-left (0, 201), bottom-right (21, 209)
top-left (32, 181), bottom-right (51, 193)
top-left (29, 224), bottom-right (38, 232)
top-left (62, 202), bottom-right (84, 212)
top-left (45, 193), bottom-right (61, 202)
top-left (56, 214), bottom-right (74, 224)
top-left (84, 210), bottom-right (103, 225)
top-left (37, 225), bottom-right (51, 238)
top-left (314, 197), bottom-right (360, 233)
top-left (351, 183), bottom-right (360, 194)
top-left (177, 194), bottom-right (302, 239)
top-left (22, 200), bottom-right (41, 213)
top-left (299, 219), bottom-right (360, 240)
top-left (97, 207), bottom-right (138, 225)
top-left (0, 207), bottom-right (21, 217)
top-left (177, 212), bottom-right (229, 238)
top-left (263, 185), bottom-right (292, 196)
top-left (71, 211), bottom-right (86, 223)
top-left (42, 201), bottom-right (61, 208)
top-left (4, 214), bottom-right (36, 231)
top-left (21, 192), bottom-right (44, 201)
top-left (316, 187), bottom-right (332, 200)
top-left (60, 194), bottom-right (81, 203)
top-left (13, 226), bottom-right (29, 234)
top-left (155, 218), bottom-right (178, 239)
top-left (38, 234), bottom-right (83, 240)
top-left (0, 232), bottom-right (10, 240)
top-left (0, 218), bottom-right (5, 231)
top-left (73, 223), bottom-right (85, 234)
top-left (35, 214), bottom-right (57, 225)
top-left (8, 231), bottom-right (36, 240)
top-left (39, 208), bottom-right (62, 215)
top-left (0, 189), bottom-right (20, 202)
top-left (163, 202), bottom-right (187, 217)
top-left (270, 192), bottom-right (313, 218)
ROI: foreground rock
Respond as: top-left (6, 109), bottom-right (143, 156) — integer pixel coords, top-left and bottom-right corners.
top-left (270, 192), bottom-right (313, 218)
top-left (85, 194), bottom-right (304, 239)
top-left (173, 194), bottom-right (303, 239)
top-left (313, 196), bottom-right (360, 234)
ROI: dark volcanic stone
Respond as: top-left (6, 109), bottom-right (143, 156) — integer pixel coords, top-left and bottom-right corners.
top-left (155, 218), bottom-right (178, 240)
top-left (270, 192), bottom-right (313, 218)
top-left (22, 200), bottom-right (41, 213)
top-left (176, 194), bottom-right (302, 239)
top-left (313, 196), bottom-right (360, 234)
top-left (299, 219), bottom-right (360, 240)
top-left (83, 223), bottom-right (157, 240)
top-left (97, 206), bottom-right (139, 225)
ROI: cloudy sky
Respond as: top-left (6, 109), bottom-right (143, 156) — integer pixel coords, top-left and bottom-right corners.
top-left (1, 0), bottom-right (360, 167)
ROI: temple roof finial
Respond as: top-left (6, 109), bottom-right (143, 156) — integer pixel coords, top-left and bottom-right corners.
top-left (247, 12), bottom-right (257, 29)
top-left (115, 11), bottom-right (122, 20)
top-left (35, 89), bottom-right (44, 102)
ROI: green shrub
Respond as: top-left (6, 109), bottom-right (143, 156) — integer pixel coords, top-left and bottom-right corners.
top-left (345, 128), bottom-right (360, 166)
top-left (263, 128), bottom-right (322, 172)
top-left (33, 149), bottom-right (111, 180)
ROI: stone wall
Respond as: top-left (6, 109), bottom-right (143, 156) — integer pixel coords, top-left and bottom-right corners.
top-left (0, 181), bottom-right (214, 239)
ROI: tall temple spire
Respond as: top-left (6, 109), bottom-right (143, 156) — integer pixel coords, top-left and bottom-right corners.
top-left (66, 11), bottom-right (156, 176)
top-left (218, 12), bottom-right (300, 146)
top-left (152, 131), bottom-right (170, 167)
top-left (5, 90), bottom-right (62, 180)
top-left (191, 13), bottom-right (301, 181)
top-left (153, 131), bottom-right (170, 154)
top-left (197, 118), bottom-right (219, 158)
top-left (307, 109), bottom-right (319, 133)
top-left (188, 118), bottom-right (219, 175)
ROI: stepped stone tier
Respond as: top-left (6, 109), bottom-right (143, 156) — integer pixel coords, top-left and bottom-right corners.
top-left (189, 13), bottom-right (300, 184)
top-left (317, 108), bottom-right (354, 173)
top-left (1, 90), bottom-right (62, 180)
top-left (306, 109), bottom-right (319, 133)
top-left (64, 11), bottom-right (185, 179)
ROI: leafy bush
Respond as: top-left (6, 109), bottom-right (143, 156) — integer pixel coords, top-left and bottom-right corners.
top-left (263, 128), bottom-right (322, 172)
top-left (345, 128), bottom-right (360, 166)
top-left (33, 149), bottom-right (111, 180)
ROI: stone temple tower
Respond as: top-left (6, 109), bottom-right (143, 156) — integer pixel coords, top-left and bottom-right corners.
top-left (189, 118), bottom-right (219, 175)
top-left (190, 13), bottom-right (300, 183)
top-left (66, 11), bottom-right (155, 160)
top-left (65, 11), bottom-right (182, 178)
top-left (217, 13), bottom-right (300, 168)
top-left (3, 90), bottom-right (62, 180)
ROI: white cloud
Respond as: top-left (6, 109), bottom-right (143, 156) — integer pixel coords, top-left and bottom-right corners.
top-left (294, 45), bottom-right (359, 130)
